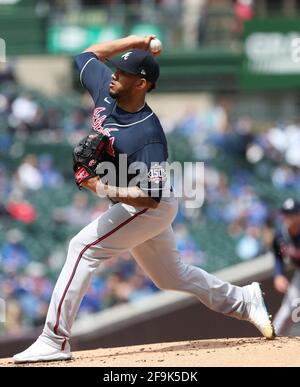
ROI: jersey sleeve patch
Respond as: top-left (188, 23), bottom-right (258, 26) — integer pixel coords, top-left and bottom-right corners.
top-left (148, 163), bottom-right (167, 185)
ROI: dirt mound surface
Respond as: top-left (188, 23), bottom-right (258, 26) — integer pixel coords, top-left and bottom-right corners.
top-left (1, 337), bottom-right (299, 367)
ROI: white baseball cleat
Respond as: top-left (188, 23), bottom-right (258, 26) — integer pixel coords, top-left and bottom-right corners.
top-left (13, 339), bottom-right (72, 364)
top-left (246, 282), bottom-right (276, 340)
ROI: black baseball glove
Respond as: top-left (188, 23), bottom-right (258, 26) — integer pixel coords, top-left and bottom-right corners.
top-left (73, 132), bottom-right (109, 188)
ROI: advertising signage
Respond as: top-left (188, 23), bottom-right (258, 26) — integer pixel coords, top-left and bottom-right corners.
top-left (47, 25), bottom-right (123, 54)
top-left (241, 19), bottom-right (300, 89)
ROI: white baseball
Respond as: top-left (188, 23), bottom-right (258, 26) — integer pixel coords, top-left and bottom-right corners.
top-left (150, 38), bottom-right (162, 55)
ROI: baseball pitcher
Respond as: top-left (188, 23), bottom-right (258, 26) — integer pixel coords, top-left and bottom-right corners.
top-left (13, 35), bottom-right (275, 363)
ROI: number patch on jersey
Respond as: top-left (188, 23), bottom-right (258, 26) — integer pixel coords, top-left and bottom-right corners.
top-left (148, 164), bottom-right (167, 184)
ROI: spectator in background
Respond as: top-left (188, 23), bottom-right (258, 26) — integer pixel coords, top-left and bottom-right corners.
top-left (17, 154), bottom-right (43, 191)
top-left (11, 94), bottom-right (39, 134)
top-left (272, 165), bottom-right (298, 191)
top-left (79, 277), bottom-right (106, 315)
top-left (236, 226), bottom-right (265, 261)
top-left (38, 154), bottom-right (64, 188)
top-left (180, 0), bottom-right (203, 48)
top-left (18, 263), bottom-right (53, 328)
top-left (259, 121), bottom-right (300, 168)
top-left (197, 0), bottom-right (208, 45)
top-left (234, 0), bottom-right (254, 36)
top-left (177, 107), bottom-right (201, 138)
top-left (102, 273), bottom-right (132, 308)
top-left (174, 223), bottom-right (204, 266)
top-left (0, 229), bottom-right (30, 274)
top-left (62, 109), bottom-right (88, 136)
top-left (211, 116), bottom-right (254, 159)
top-left (127, 269), bottom-right (157, 302)
top-left (53, 192), bottom-right (93, 227)
top-left (0, 127), bottom-right (13, 155)
top-left (0, 89), bottom-right (13, 152)
top-left (6, 192), bottom-right (37, 224)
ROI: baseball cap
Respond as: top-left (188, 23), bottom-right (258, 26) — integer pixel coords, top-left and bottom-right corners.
top-left (108, 49), bottom-right (160, 87)
top-left (280, 198), bottom-right (300, 215)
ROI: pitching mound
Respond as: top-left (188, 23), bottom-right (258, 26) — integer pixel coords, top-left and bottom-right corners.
top-left (1, 337), bottom-right (300, 367)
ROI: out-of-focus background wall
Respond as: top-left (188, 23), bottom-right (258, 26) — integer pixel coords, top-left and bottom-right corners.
top-left (1, 0), bottom-right (300, 357)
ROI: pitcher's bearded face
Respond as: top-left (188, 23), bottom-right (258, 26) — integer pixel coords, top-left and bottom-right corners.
top-left (109, 69), bottom-right (142, 99)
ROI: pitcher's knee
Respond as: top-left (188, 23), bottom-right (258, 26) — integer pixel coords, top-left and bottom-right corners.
top-left (154, 264), bottom-right (191, 291)
top-left (68, 234), bottom-right (112, 261)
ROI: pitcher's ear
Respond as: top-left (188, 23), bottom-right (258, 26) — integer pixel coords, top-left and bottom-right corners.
top-left (136, 78), bottom-right (148, 91)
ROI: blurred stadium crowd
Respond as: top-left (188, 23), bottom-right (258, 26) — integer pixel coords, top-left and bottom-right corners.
top-left (0, 52), bottom-right (298, 334)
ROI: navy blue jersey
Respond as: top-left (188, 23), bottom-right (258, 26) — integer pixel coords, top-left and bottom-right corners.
top-left (75, 52), bottom-right (169, 202)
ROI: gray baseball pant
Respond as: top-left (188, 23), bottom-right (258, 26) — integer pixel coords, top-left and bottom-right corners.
top-left (40, 196), bottom-right (253, 350)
